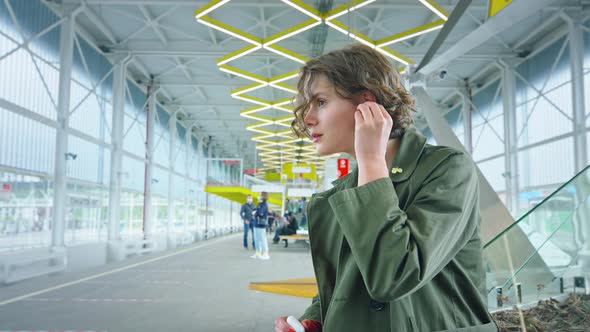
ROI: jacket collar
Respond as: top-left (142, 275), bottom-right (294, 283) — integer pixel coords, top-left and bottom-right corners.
top-left (389, 126), bottom-right (427, 182)
top-left (330, 126), bottom-right (427, 187)
top-left (331, 166), bottom-right (358, 189)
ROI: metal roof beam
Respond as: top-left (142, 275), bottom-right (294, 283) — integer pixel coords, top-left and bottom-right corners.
top-left (207, 26), bottom-right (218, 45)
top-left (158, 88), bottom-right (173, 103)
top-left (195, 87), bottom-right (209, 102)
top-left (154, 57), bottom-right (200, 79)
top-left (110, 44), bottom-right (513, 60)
top-left (110, 46), bottom-right (278, 57)
top-left (114, 5), bottom-right (176, 47)
top-left (81, 4), bottom-right (118, 44)
top-left (512, 10), bottom-right (564, 50)
top-left (157, 23), bottom-right (212, 44)
top-left (139, 5), bottom-right (170, 46)
top-left (168, 103), bottom-right (243, 107)
top-left (153, 78), bottom-right (243, 86)
top-left (418, 0), bottom-right (560, 76)
top-left (173, 57), bottom-right (192, 80)
top-left (465, 9), bottom-right (511, 51)
top-left (130, 57), bottom-right (151, 80)
top-left (80, 0), bottom-right (488, 10)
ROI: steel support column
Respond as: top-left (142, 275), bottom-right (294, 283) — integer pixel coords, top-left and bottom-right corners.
top-left (197, 139), bottom-right (204, 234)
top-left (205, 146), bottom-right (212, 235)
top-left (460, 92), bottom-right (473, 155)
top-left (107, 57), bottom-right (129, 242)
top-left (501, 61), bottom-right (520, 217)
top-left (167, 114), bottom-right (177, 245)
top-left (184, 128), bottom-right (192, 233)
top-left (566, 15), bottom-right (588, 172)
top-left (52, 9), bottom-right (76, 248)
top-left (143, 84), bottom-right (157, 239)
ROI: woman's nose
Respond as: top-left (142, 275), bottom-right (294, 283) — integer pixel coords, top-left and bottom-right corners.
top-left (304, 107), bottom-right (317, 127)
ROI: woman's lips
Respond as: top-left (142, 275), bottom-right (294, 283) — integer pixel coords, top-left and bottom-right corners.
top-left (311, 134), bottom-right (323, 143)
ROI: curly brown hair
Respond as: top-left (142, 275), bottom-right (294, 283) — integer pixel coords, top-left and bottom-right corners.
top-left (291, 43), bottom-right (415, 139)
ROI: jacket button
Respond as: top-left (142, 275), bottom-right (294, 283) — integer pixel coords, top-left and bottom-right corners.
top-left (369, 299), bottom-right (385, 312)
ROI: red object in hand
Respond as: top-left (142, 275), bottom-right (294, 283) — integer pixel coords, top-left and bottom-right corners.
top-left (301, 320), bottom-right (322, 332)
top-left (276, 317), bottom-right (322, 332)
top-left (286, 320), bottom-right (321, 332)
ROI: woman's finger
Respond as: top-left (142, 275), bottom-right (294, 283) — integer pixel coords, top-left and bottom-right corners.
top-left (275, 317), bottom-right (291, 332)
top-left (354, 108), bottom-right (364, 125)
top-left (356, 104), bottom-right (372, 124)
top-left (378, 104), bottom-right (392, 125)
top-left (363, 102), bottom-right (378, 121)
top-left (369, 102), bottom-right (383, 121)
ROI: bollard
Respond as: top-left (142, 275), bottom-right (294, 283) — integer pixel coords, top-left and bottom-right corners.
top-left (560, 277), bottom-right (564, 294)
top-left (574, 276), bottom-right (586, 294)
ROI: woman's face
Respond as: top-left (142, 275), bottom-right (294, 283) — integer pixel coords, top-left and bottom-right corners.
top-left (303, 75), bottom-right (357, 156)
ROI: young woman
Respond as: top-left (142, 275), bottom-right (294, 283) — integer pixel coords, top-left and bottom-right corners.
top-left (274, 44), bottom-right (496, 331)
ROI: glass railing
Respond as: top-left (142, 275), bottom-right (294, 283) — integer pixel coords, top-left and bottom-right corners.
top-left (484, 165), bottom-right (590, 309)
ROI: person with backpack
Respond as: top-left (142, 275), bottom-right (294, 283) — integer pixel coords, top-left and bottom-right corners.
top-left (251, 191), bottom-right (270, 260)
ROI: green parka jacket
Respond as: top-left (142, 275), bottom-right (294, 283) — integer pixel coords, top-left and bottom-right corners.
top-left (300, 127), bottom-right (497, 332)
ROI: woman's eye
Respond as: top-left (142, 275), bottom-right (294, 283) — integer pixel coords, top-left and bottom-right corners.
top-left (317, 99), bottom-right (326, 107)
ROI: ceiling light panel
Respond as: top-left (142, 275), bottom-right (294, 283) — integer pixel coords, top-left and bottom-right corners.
top-left (195, 0), bottom-right (446, 173)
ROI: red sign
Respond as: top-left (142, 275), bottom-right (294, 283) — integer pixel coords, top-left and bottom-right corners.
top-left (1, 183), bottom-right (11, 191)
top-left (337, 158), bottom-right (349, 178)
top-left (244, 168), bottom-right (257, 175)
top-left (222, 160), bottom-right (240, 165)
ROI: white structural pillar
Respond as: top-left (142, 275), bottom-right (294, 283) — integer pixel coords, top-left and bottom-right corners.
top-left (143, 85), bottom-right (157, 239)
top-left (205, 145), bottom-right (213, 234)
top-left (567, 14), bottom-right (588, 172)
top-left (52, 9), bottom-right (76, 248)
top-left (167, 113), bottom-right (177, 245)
top-left (501, 61), bottom-right (520, 218)
top-left (460, 92), bottom-right (473, 155)
top-left (223, 163), bottom-right (229, 185)
top-left (565, 13), bottom-right (590, 292)
top-left (108, 57), bottom-right (129, 241)
top-left (184, 127), bottom-right (193, 233)
top-left (197, 139), bottom-right (204, 233)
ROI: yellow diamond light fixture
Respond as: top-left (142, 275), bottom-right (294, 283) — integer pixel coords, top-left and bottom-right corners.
top-left (195, 0), bottom-right (449, 174)
top-left (418, 0), bottom-right (449, 20)
top-left (194, 0), bottom-right (324, 175)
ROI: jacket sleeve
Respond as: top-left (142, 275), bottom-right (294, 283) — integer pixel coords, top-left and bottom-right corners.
top-left (299, 293), bottom-right (321, 322)
top-left (240, 205), bottom-right (246, 220)
top-left (328, 153), bottom-right (479, 302)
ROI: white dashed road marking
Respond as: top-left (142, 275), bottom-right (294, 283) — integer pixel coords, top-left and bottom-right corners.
top-left (0, 235), bottom-right (235, 306)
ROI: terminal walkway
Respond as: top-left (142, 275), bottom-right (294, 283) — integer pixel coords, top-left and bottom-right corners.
top-left (0, 234), bottom-right (313, 332)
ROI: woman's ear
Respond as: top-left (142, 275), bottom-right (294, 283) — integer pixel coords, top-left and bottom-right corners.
top-left (361, 90), bottom-right (377, 103)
